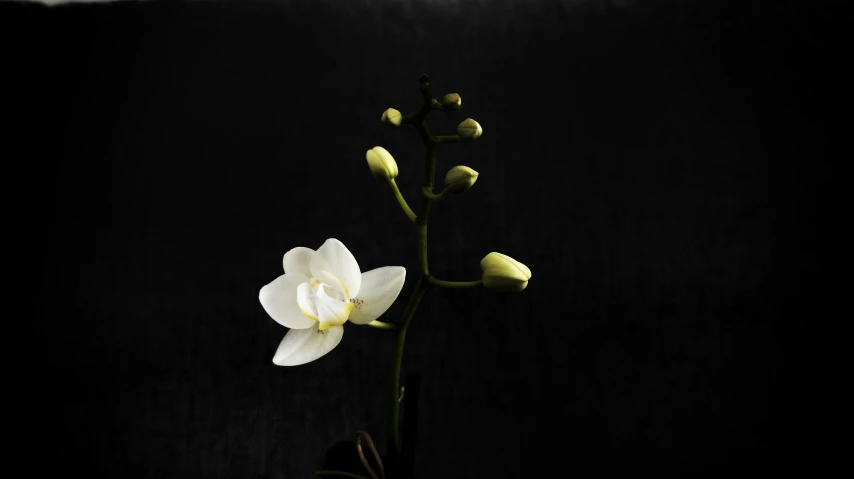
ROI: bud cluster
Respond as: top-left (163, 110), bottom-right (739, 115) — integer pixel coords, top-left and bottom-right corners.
top-left (367, 75), bottom-right (531, 294)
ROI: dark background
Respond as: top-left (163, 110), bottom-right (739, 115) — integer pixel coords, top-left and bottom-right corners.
top-left (2, 0), bottom-right (845, 477)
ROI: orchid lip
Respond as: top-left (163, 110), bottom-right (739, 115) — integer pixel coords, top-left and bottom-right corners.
top-left (297, 270), bottom-right (354, 329)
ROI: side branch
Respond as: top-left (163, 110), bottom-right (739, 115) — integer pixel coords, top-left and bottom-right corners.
top-left (428, 277), bottom-right (483, 288)
top-left (388, 179), bottom-right (417, 223)
top-left (421, 186), bottom-right (449, 201)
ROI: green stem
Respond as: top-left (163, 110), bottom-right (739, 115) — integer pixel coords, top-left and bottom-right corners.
top-left (427, 277), bottom-right (483, 288)
top-left (421, 186), bottom-right (448, 201)
top-left (400, 112), bottom-right (418, 124)
top-left (387, 75), bottom-right (441, 471)
top-left (388, 179), bottom-right (417, 223)
top-left (416, 145), bottom-right (437, 277)
top-left (387, 277), bottom-right (427, 458)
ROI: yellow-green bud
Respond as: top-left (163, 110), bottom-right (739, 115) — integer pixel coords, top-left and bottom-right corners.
top-left (381, 108), bottom-right (402, 128)
top-left (366, 146), bottom-right (398, 181)
top-left (456, 118), bottom-right (483, 141)
top-left (442, 93), bottom-right (461, 110)
top-left (480, 252), bottom-right (531, 293)
top-left (444, 165), bottom-right (479, 194)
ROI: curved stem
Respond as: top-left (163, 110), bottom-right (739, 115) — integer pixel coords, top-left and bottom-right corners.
top-left (428, 277), bottom-right (483, 288)
top-left (387, 179), bottom-right (417, 223)
top-left (387, 75), bottom-right (442, 473)
top-left (421, 186), bottom-right (449, 201)
top-left (386, 277), bottom-right (427, 458)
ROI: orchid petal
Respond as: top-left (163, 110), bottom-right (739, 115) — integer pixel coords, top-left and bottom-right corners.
top-left (348, 266), bottom-right (406, 325)
top-left (272, 323), bottom-right (344, 366)
top-left (283, 247), bottom-right (314, 277)
top-left (259, 273), bottom-right (315, 329)
top-left (310, 238), bottom-right (361, 298)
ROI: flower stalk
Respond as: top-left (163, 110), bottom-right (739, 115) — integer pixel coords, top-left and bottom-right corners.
top-left (386, 277), bottom-right (426, 460)
top-left (427, 277), bottom-right (483, 288)
top-left (420, 186), bottom-right (448, 201)
top-left (388, 179), bottom-right (417, 223)
top-left (387, 76), bottom-right (439, 468)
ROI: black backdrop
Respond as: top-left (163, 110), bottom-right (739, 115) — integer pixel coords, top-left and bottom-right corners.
top-left (2, 0), bottom-right (844, 477)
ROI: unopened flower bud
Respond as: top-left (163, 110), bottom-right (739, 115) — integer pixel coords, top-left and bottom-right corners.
top-left (480, 252), bottom-right (531, 293)
top-left (366, 146), bottom-right (398, 181)
top-left (444, 165), bottom-right (479, 194)
top-left (381, 108), bottom-right (402, 127)
top-left (456, 118), bottom-right (482, 141)
top-left (442, 93), bottom-right (461, 110)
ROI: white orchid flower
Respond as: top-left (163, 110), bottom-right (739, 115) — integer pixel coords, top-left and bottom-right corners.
top-left (259, 238), bottom-right (406, 366)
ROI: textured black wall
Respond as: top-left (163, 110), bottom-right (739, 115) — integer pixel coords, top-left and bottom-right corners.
top-left (3, 0), bottom-right (843, 477)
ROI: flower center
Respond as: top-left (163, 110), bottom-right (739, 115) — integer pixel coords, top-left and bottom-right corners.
top-left (296, 270), bottom-right (355, 330)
